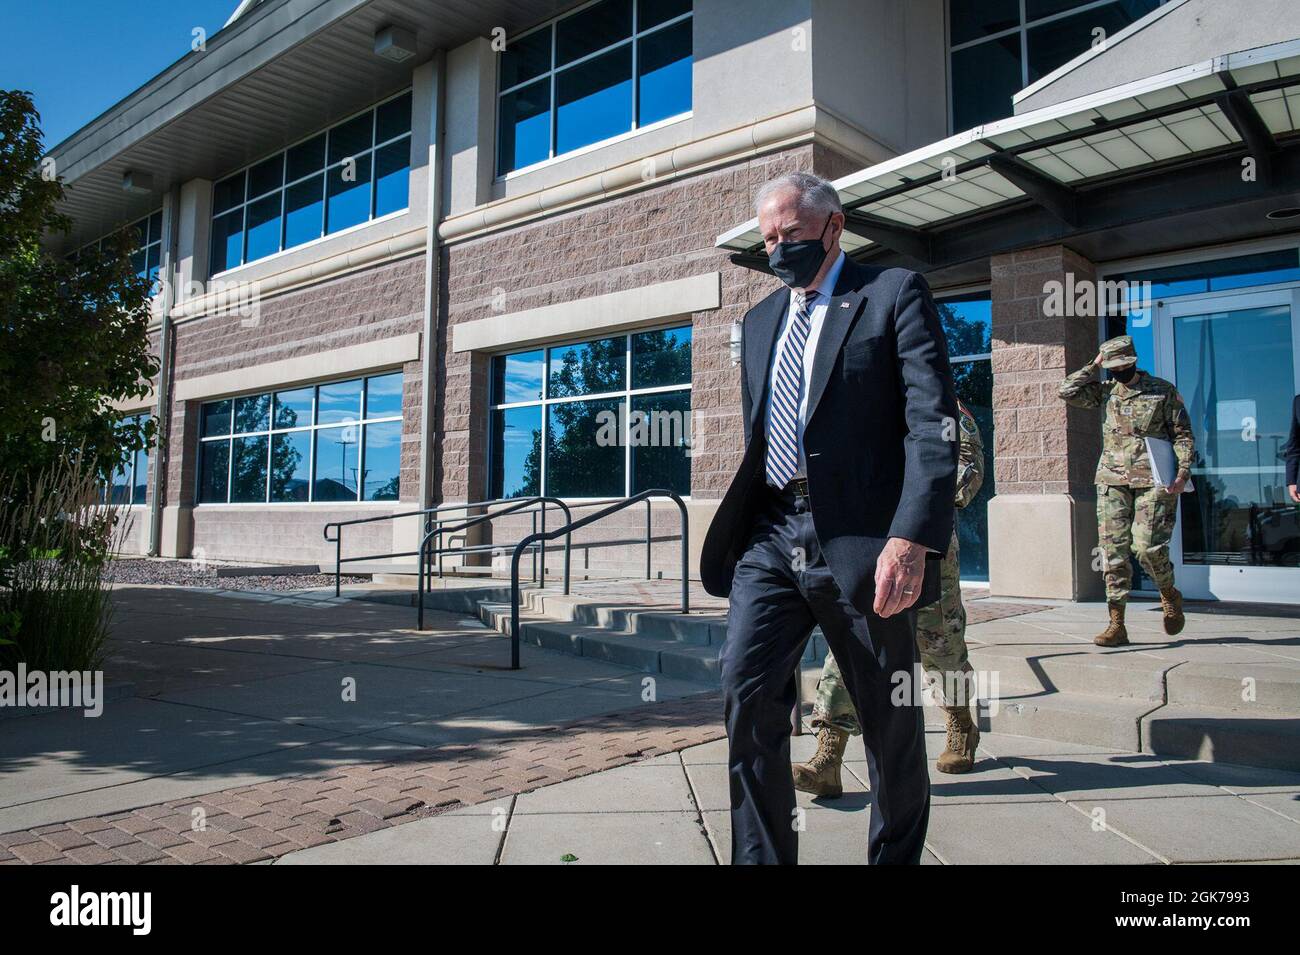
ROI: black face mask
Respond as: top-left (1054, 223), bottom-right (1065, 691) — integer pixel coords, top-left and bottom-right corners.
top-left (1112, 365), bottom-right (1138, 384)
top-left (768, 215), bottom-right (833, 289)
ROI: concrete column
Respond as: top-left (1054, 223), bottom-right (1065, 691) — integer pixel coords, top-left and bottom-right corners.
top-left (443, 37), bottom-right (496, 217)
top-left (987, 245), bottom-right (1104, 600)
top-left (403, 53), bottom-right (447, 570)
top-left (155, 177), bottom-right (211, 560)
top-left (147, 186), bottom-right (180, 556)
top-left (158, 399), bottom-right (199, 558)
top-left (174, 178), bottom-right (212, 302)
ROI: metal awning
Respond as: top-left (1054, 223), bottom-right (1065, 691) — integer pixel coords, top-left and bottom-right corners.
top-left (717, 38), bottom-right (1300, 276)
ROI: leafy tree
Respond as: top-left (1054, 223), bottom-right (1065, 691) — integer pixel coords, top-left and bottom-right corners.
top-left (0, 92), bottom-right (158, 669)
top-left (0, 90), bottom-right (158, 503)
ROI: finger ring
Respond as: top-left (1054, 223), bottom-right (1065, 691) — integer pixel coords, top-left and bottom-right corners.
top-left (903, 588), bottom-right (914, 596)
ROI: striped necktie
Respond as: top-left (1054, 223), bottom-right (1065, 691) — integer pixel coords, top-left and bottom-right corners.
top-left (766, 291), bottom-right (815, 489)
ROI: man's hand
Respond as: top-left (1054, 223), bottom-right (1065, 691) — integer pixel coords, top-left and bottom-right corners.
top-left (1093, 351), bottom-right (1104, 367)
top-left (1167, 472), bottom-right (1188, 496)
top-left (1289, 483), bottom-right (1300, 504)
top-left (874, 537), bottom-right (927, 618)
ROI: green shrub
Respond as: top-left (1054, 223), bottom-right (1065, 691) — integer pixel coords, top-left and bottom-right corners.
top-left (0, 453), bottom-right (123, 672)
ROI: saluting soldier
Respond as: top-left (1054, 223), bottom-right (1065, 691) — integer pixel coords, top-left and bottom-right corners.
top-left (793, 400), bottom-right (985, 795)
top-left (1058, 336), bottom-right (1195, 646)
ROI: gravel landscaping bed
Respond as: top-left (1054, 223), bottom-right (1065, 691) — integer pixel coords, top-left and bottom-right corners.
top-left (105, 558), bottom-right (367, 592)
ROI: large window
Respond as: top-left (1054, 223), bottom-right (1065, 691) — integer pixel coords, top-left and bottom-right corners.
top-left (71, 211), bottom-right (164, 284)
top-left (198, 372), bottom-right (404, 504)
top-left (209, 91), bottom-right (412, 275)
top-left (1103, 249), bottom-right (1300, 370)
top-left (937, 292), bottom-right (994, 581)
top-left (948, 0), bottom-right (1166, 131)
top-left (497, 0), bottom-right (693, 176)
top-left (488, 326), bottom-right (692, 499)
top-left (104, 413), bottom-right (151, 506)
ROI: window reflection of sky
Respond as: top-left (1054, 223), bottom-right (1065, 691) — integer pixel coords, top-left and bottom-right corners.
top-left (362, 420), bottom-right (402, 500)
top-left (365, 372), bottom-right (404, 418)
top-left (494, 352), bottom-right (545, 404)
top-left (317, 380), bottom-right (363, 424)
top-left (494, 406), bottom-right (541, 498)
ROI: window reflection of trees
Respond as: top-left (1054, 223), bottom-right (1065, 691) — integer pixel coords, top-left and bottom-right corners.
top-left (490, 327), bottom-right (692, 499)
top-left (938, 298), bottom-right (994, 581)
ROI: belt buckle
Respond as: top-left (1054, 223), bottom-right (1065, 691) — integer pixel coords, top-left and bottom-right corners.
top-left (786, 477), bottom-right (809, 498)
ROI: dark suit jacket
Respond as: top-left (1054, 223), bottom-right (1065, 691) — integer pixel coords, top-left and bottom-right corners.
top-left (1286, 394), bottom-right (1300, 488)
top-left (700, 256), bottom-right (959, 612)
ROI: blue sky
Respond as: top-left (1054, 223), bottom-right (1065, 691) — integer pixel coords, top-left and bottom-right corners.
top-left (1, 0), bottom-right (237, 149)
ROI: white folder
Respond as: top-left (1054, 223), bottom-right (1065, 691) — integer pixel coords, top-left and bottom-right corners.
top-left (1144, 437), bottom-right (1194, 492)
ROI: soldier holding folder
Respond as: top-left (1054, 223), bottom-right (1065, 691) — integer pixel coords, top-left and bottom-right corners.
top-left (1059, 336), bottom-right (1196, 646)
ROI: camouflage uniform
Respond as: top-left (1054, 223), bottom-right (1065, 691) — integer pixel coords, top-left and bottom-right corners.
top-left (812, 402), bottom-right (985, 734)
top-left (1058, 340), bottom-right (1195, 603)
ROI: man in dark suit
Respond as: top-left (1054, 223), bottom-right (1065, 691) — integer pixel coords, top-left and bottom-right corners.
top-left (1287, 394), bottom-right (1300, 504)
top-left (700, 172), bottom-right (958, 865)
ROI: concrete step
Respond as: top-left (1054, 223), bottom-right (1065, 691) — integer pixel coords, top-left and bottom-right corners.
top-left (476, 602), bottom-right (724, 684)
top-left (419, 584), bottom-right (514, 615)
top-left (448, 584), bottom-right (720, 644)
top-left (521, 618), bottom-right (723, 685)
top-left (796, 652), bottom-right (1159, 752)
top-left (966, 645), bottom-right (1168, 701)
top-left (979, 691), bottom-right (1159, 752)
top-left (214, 564), bottom-right (321, 577)
top-left (325, 562), bottom-right (412, 576)
top-left (1143, 704), bottom-right (1300, 771)
top-left (1165, 662), bottom-right (1300, 714)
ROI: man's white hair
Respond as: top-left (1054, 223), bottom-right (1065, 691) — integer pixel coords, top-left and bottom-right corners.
top-left (754, 172), bottom-right (842, 219)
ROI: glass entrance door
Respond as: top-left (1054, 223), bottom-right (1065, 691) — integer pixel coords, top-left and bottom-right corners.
top-left (1154, 289), bottom-right (1300, 601)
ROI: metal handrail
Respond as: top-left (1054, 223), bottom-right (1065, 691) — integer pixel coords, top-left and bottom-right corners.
top-left (322, 495), bottom-right (553, 596)
top-left (507, 489), bottom-right (689, 670)
top-left (416, 496), bottom-right (573, 631)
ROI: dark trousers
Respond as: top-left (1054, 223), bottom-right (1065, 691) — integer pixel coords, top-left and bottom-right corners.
top-left (720, 487), bottom-right (930, 864)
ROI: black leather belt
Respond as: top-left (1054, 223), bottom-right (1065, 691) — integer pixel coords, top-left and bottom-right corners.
top-left (784, 477), bottom-right (809, 497)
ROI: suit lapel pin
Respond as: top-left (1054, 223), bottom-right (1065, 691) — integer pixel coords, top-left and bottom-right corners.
top-left (840, 301), bottom-right (851, 308)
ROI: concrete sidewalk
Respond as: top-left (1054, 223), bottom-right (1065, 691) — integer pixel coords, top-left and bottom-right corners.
top-left (276, 727), bottom-right (1300, 865)
top-left (0, 584), bottom-right (711, 846)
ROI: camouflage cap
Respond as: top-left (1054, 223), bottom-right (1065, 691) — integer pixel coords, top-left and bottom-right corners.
top-left (1098, 335), bottom-right (1138, 369)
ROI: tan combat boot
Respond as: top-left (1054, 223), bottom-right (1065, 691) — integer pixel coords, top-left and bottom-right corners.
top-left (936, 705), bottom-right (979, 774)
top-left (792, 725), bottom-right (848, 797)
top-left (1160, 586), bottom-right (1185, 636)
top-left (1095, 601), bottom-right (1129, 647)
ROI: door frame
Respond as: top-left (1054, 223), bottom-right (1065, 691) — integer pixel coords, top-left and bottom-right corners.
top-left (1151, 287), bottom-right (1300, 602)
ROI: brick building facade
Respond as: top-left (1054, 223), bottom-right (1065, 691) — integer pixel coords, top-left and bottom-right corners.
top-left (48, 0), bottom-right (1300, 603)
